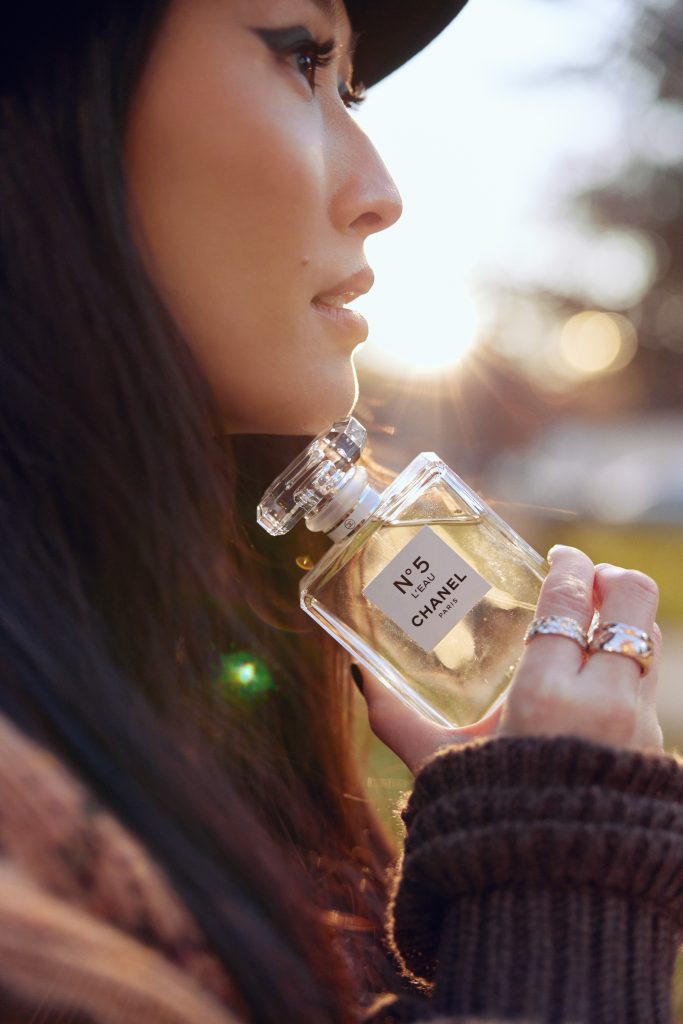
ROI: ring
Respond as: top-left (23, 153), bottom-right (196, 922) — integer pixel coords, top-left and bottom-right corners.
top-left (588, 621), bottom-right (655, 676)
top-left (524, 615), bottom-right (588, 650)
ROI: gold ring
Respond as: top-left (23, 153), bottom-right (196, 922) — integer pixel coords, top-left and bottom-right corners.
top-left (588, 621), bottom-right (655, 676)
top-left (524, 615), bottom-right (588, 650)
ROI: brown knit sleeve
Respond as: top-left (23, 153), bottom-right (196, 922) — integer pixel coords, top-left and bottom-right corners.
top-left (386, 734), bottom-right (683, 1023)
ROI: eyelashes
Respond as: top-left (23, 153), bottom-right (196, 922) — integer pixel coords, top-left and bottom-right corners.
top-left (288, 33), bottom-right (335, 90)
top-left (254, 25), bottom-right (366, 109)
top-left (340, 80), bottom-right (366, 110)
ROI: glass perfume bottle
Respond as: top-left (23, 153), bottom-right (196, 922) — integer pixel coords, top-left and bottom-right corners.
top-left (257, 418), bottom-right (547, 728)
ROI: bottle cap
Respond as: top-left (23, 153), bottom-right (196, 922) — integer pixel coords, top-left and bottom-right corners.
top-left (257, 418), bottom-right (367, 536)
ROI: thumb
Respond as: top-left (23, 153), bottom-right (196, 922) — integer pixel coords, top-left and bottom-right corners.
top-left (352, 664), bottom-right (503, 774)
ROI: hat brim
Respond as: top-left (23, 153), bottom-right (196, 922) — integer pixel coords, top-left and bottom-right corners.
top-left (346, 0), bottom-right (469, 89)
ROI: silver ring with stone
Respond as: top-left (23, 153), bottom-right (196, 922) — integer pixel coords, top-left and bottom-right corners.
top-left (588, 621), bottom-right (655, 676)
top-left (524, 615), bottom-right (589, 651)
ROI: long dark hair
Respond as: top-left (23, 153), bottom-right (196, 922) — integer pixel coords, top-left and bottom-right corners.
top-left (0, 4), bottom-right (397, 1020)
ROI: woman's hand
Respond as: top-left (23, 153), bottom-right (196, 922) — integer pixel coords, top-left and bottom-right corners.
top-left (355, 544), bottom-right (663, 774)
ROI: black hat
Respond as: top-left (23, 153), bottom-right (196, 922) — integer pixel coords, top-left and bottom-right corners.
top-left (347, 0), bottom-right (469, 88)
top-left (3, 1), bottom-right (469, 96)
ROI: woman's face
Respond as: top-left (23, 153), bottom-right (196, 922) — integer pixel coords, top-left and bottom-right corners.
top-left (125, 0), bottom-right (402, 434)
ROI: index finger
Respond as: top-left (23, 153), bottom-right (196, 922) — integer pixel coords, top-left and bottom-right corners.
top-left (523, 545), bottom-right (595, 674)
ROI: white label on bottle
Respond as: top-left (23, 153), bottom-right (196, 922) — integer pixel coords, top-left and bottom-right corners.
top-left (362, 525), bottom-right (491, 653)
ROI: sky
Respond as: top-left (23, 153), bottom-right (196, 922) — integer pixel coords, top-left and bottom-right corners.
top-left (351, 0), bottom-right (639, 376)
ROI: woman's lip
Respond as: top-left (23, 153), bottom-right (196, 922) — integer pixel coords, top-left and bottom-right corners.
top-left (311, 299), bottom-right (368, 341)
top-left (314, 267), bottom-right (374, 304)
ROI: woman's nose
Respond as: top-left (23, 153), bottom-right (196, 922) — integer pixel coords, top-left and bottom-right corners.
top-left (332, 122), bottom-right (403, 238)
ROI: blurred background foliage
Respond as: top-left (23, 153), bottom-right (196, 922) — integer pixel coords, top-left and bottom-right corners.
top-left (349, 0), bottom-right (683, 1011)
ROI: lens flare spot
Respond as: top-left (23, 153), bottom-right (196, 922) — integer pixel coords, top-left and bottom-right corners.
top-left (217, 651), bottom-right (275, 699)
top-left (296, 554), bottom-right (314, 571)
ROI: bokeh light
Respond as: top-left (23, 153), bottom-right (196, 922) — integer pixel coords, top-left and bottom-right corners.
top-left (559, 311), bottom-right (637, 378)
top-left (578, 230), bottom-right (659, 310)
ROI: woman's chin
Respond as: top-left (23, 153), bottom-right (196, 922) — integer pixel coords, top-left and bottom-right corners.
top-left (271, 363), bottom-right (358, 435)
top-left (285, 400), bottom-right (357, 437)
top-left (298, 372), bottom-right (358, 434)
top-left (222, 371), bottom-right (358, 436)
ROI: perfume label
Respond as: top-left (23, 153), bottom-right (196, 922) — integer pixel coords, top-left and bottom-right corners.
top-left (362, 525), bottom-right (491, 653)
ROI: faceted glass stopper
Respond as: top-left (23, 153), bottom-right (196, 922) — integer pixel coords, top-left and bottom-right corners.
top-left (257, 418), bottom-right (367, 536)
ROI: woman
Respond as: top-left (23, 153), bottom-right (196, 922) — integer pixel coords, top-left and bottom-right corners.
top-left (0, 2), bottom-right (680, 1022)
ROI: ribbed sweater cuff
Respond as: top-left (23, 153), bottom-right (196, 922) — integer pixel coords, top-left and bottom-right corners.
top-left (390, 735), bottom-right (683, 1023)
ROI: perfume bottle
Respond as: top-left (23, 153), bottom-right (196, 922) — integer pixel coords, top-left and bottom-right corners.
top-left (257, 419), bottom-right (547, 728)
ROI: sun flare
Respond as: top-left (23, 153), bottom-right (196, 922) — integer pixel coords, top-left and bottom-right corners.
top-left (356, 285), bottom-right (480, 376)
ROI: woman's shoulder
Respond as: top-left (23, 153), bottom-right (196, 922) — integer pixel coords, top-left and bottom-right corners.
top-left (0, 711), bottom-right (242, 1023)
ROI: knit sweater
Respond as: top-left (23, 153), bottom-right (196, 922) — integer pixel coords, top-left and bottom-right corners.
top-left (368, 736), bottom-right (683, 1023)
top-left (0, 708), bottom-right (682, 1023)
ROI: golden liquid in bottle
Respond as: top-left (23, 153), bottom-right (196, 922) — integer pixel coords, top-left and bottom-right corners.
top-left (303, 482), bottom-right (545, 726)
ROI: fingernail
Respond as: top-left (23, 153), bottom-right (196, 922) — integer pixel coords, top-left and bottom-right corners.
top-left (547, 544), bottom-right (566, 563)
top-left (350, 663), bottom-right (364, 695)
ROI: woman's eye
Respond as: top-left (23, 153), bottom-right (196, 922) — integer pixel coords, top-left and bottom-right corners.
top-left (254, 27), bottom-right (335, 96)
top-left (289, 42), bottom-right (334, 92)
top-left (254, 26), bottom-right (362, 107)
